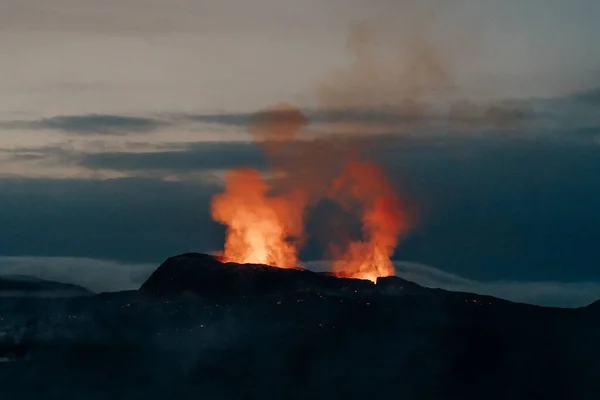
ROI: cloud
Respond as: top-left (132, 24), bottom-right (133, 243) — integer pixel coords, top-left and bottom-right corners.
top-left (3, 114), bottom-right (165, 135)
top-left (0, 109), bottom-right (433, 140)
top-left (0, 141), bottom-right (268, 181)
top-left (185, 91), bottom-right (600, 140)
top-left (183, 112), bottom-right (254, 127)
top-left (76, 142), bottom-right (266, 172)
top-left (303, 260), bottom-right (600, 308)
top-left (0, 256), bottom-right (156, 293)
top-left (186, 109), bottom-right (431, 126)
top-left (1, 0), bottom-right (598, 120)
top-left (2, 85), bottom-right (599, 144)
top-left (392, 261), bottom-right (600, 308)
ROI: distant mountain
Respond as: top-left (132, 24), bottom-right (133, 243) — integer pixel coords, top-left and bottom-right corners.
top-left (586, 299), bottom-right (600, 309)
top-left (0, 275), bottom-right (92, 298)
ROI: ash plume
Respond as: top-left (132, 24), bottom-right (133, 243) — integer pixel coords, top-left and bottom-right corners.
top-left (210, 1), bottom-right (534, 279)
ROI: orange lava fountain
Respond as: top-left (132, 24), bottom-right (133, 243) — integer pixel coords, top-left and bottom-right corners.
top-left (211, 168), bottom-right (306, 269)
top-left (328, 161), bottom-right (406, 282)
top-left (211, 156), bottom-right (406, 281)
top-left (209, 24), bottom-right (415, 280)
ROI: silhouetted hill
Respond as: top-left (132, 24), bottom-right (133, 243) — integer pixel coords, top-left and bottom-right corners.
top-left (586, 299), bottom-right (600, 309)
top-left (0, 253), bottom-right (598, 399)
top-left (0, 275), bottom-right (92, 298)
top-left (139, 253), bottom-right (420, 298)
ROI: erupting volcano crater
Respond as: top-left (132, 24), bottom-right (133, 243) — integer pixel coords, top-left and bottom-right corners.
top-left (139, 253), bottom-right (425, 299)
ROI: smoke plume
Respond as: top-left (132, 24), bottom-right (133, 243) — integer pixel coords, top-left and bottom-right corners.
top-left (211, 2), bottom-right (533, 279)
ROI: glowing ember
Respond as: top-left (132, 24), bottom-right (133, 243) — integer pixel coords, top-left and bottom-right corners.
top-left (211, 168), bottom-right (306, 268)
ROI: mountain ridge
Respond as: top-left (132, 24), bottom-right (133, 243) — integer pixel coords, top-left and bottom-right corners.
top-left (140, 252), bottom-right (436, 299)
top-left (139, 253), bottom-right (581, 309)
top-left (0, 274), bottom-right (93, 297)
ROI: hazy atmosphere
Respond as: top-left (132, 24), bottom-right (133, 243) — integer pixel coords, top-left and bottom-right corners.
top-left (2, 0), bottom-right (600, 307)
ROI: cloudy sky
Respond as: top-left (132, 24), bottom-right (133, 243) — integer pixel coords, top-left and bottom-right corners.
top-left (1, 0), bottom-right (600, 306)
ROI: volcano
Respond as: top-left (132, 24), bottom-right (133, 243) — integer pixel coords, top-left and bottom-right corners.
top-left (139, 253), bottom-right (422, 298)
top-left (0, 254), bottom-right (599, 399)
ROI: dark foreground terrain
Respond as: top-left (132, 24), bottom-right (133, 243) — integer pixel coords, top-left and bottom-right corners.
top-left (0, 253), bottom-right (599, 399)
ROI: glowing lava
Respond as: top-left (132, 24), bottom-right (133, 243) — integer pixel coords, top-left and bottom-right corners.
top-left (210, 105), bottom-right (406, 280)
top-left (328, 160), bottom-right (406, 282)
top-left (211, 168), bottom-right (306, 269)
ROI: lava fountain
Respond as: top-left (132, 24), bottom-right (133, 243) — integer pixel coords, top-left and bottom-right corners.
top-left (209, 117), bottom-right (407, 281)
top-left (211, 105), bottom-right (309, 269)
top-left (209, 23), bottom-right (417, 281)
top-left (211, 168), bottom-right (306, 269)
top-left (327, 160), bottom-right (406, 282)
